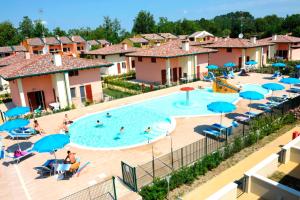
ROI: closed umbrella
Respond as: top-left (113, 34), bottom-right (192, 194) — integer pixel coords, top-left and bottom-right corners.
top-left (5, 106), bottom-right (30, 118)
top-left (262, 83), bottom-right (285, 100)
top-left (207, 101), bottom-right (236, 125)
top-left (240, 91), bottom-right (264, 113)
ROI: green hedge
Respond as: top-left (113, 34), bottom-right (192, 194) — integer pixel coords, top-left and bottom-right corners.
top-left (103, 71), bottom-right (136, 82)
top-left (139, 113), bottom-right (296, 200)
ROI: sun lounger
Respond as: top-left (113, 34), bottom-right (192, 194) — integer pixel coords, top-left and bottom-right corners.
top-left (229, 71), bottom-right (235, 79)
top-left (211, 123), bottom-right (227, 131)
top-left (290, 87), bottom-right (300, 93)
top-left (271, 71), bottom-right (281, 79)
top-left (8, 131), bottom-right (32, 139)
top-left (35, 159), bottom-right (56, 176)
top-left (6, 148), bottom-right (34, 164)
top-left (245, 111), bottom-right (259, 118)
top-left (203, 76), bottom-right (213, 82)
top-left (222, 71), bottom-right (229, 79)
top-left (232, 121), bottom-right (239, 127)
top-left (203, 128), bottom-right (221, 137)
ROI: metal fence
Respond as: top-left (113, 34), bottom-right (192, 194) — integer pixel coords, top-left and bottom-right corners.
top-left (121, 95), bottom-right (300, 192)
top-left (60, 177), bottom-right (117, 200)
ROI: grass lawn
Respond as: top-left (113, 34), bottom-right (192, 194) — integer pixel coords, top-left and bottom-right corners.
top-left (103, 88), bottom-right (133, 99)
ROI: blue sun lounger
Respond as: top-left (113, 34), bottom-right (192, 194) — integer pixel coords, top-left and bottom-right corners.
top-left (223, 71), bottom-right (229, 79)
top-left (270, 71), bottom-right (281, 79)
top-left (203, 128), bottom-right (222, 137)
top-left (290, 87), bottom-right (300, 93)
top-left (229, 71), bottom-right (235, 79)
top-left (8, 131), bottom-right (32, 140)
top-left (244, 111), bottom-right (259, 118)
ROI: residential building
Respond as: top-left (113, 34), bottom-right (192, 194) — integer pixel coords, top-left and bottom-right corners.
top-left (122, 37), bottom-right (149, 48)
top-left (178, 35), bottom-right (189, 40)
top-left (135, 33), bottom-right (165, 46)
top-left (0, 45), bottom-right (27, 58)
top-left (57, 36), bottom-right (76, 55)
top-left (126, 40), bottom-right (217, 85)
top-left (203, 37), bottom-right (273, 68)
top-left (189, 31), bottom-right (214, 42)
top-left (84, 43), bottom-right (140, 75)
top-left (258, 34), bottom-right (300, 60)
top-left (87, 39), bottom-right (110, 51)
top-left (97, 39), bottom-right (110, 47)
top-left (0, 53), bottom-right (112, 110)
top-left (22, 37), bottom-right (45, 54)
top-left (43, 36), bottom-right (61, 53)
top-left (70, 35), bottom-right (86, 53)
top-left (158, 33), bottom-right (178, 41)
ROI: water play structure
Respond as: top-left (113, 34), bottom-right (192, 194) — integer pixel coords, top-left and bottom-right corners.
top-left (212, 77), bottom-right (240, 93)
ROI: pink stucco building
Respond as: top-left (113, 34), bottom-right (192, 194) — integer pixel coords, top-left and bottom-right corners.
top-left (126, 40), bottom-right (217, 85)
top-left (0, 53), bottom-right (112, 110)
top-left (258, 34), bottom-right (300, 61)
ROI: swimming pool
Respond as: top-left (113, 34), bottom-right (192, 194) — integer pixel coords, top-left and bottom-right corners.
top-left (69, 84), bottom-right (268, 149)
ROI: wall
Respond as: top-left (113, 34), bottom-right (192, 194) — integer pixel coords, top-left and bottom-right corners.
top-left (197, 54), bottom-right (209, 74)
top-left (290, 147), bottom-right (300, 163)
top-left (209, 48), bottom-right (243, 67)
top-left (282, 135), bottom-right (300, 164)
top-left (69, 68), bottom-right (102, 106)
top-left (8, 80), bottom-right (21, 106)
top-left (291, 48), bottom-right (300, 61)
top-left (206, 182), bottom-right (237, 200)
top-left (277, 43), bottom-right (289, 51)
top-left (101, 54), bottom-right (127, 75)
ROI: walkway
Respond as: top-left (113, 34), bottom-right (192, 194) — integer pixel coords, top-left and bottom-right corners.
top-left (182, 126), bottom-right (300, 200)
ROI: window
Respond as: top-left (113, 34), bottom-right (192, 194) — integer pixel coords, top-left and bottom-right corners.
top-left (77, 46), bottom-right (81, 51)
top-left (102, 55), bottom-right (106, 59)
top-left (151, 57), bottom-right (156, 63)
top-left (33, 50), bottom-right (39, 54)
top-left (63, 48), bottom-right (70, 52)
top-left (226, 48), bottom-right (232, 53)
top-left (69, 70), bottom-right (79, 77)
top-left (138, 57), bottom-right (142, 62)
top-left (119, 53), bottom-right (125, 57)
top-left (122, 62), bottom-right (126, 69)
top-left (131, 60), bottom-right (135, 68)
top-left (70, 88), bottom-right (76, 98)
top-left (81, 46), bottom-right (84, 50)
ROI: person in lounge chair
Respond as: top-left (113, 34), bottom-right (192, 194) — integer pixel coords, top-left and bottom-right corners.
top-left (64, 150), bottom-right (76, 164)
top-left (33, 120), bottom-right (44, 134)
top-left (63, 114), bottom-right (73, 124)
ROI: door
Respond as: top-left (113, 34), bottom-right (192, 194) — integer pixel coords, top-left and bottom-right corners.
top-left (161, 69), bottom-right (166, 85)
top-left (131, 60), bottom-right (135, 68)
top-left (179, 67), bottom-right (182, 79)
top-left (85, 84), bottom-right (93, 102)
top-left (117, 63), bottom-right (121, 74)
top-left (172, 68), bottom-right (178, 82)
top-left (246, 56), bottom-right (250, 62)
top-left (27, 91), bottom-right (45, 111)
top-left (238, 57), bottom-right (242, 67)
top-left (196, 66), bottom-right (200, 79)
top-left (79, 86), bottom-right (86, 103)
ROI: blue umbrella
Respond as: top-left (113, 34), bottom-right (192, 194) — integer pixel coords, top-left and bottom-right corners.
top-left (262, 83), bottom-right (285, 100)
top-left (272, 62), bottom-right (286, 68)
top-left (280, 78), bottom-right (300, 85)
top-left (207, 101), bottom-right (236, 124)
top-left (206, 64), bottom-right (219, 70)
top-left (0, 119), bottom-right (30, 132)
top-left (245, 60), bottom-right (258, 65)
top-left (296, 64), bottom-right (300, 69)
top-left (224, 62), bottom-right (236, 68)
top-left (5, 106), bottom-right (30, 118)
top-left (240, 91), bottom-right (264, 113)
top-left (32, 134), bottom-right (70, 153)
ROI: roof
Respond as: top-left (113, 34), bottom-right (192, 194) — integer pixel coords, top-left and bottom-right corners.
top-left (97, 39), bottom-right (110, 45)
top-left (44, 37), bottom-right (60, 45)
top-left (0, 54), bottom-right (112, 80)
top-left (58, 36), bottom-right (73, 44)
top-left (87, 40), bottom-right (99, 46)
top-left (159, 33), bottom-right (178, 39)
top-left (128, 37), bottom-right (149, 44)
top-left (190, 39), bottom-right (215, 46)
top-left (204, 38), bottom-right (272, 48)
top-left (27, 37), bottom-right (44, 46)
top-left (126, 40), bottom-right (217, 58)
top-left (12, 45), bottom-right (27, 52)
top-left (85, 44), bottom-right (140, 55)
top-left (71, 35), bottom-right (86, 43)
top-left (291, 43), bottom-right (300, 48)
top-left (259, 35), bottom-right (300, 43)
top-left (178, 35), bottom-right (188, 40)
top-left (140, 34), bottom-right (165, 41)
top-left (189, 31), bottom-right (214, 38)
top-left (0, 52), bottom-right (37, 67)
top-left (0, 46), bottom-right (13, 53)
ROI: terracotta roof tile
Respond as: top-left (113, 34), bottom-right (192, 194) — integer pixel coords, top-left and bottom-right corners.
top-left (58, 36), bottom-right (73, 44)
top-left (44, 37), bottom-right (60, 45)
top-left (71, 35), bottom-right (86, 43)
top-left (87, 40), bottom-right (99, 46)
top-left (140, 34), bottom-right (165, 41)
top-left (258, 35), bottom-right (300, 43)
top-left (159, 33), bottom-right (178, 39)
top-left (85, 44), bottom-right (140, 55)
top-left (27, 37), bottom-right (44, 46)
top-left (12, 45), bottom-right (27, 52)
top-left (189, 31), bottom-right (214, 38)
top-left (97, 39), bottom-right (110, 45)
top-left (204, 38), bottom-right (272, 48)
top-left (0, 53), bottom-right (37, 66)
top-left (178, 35), bottom-right (188, 40)
top-left (128, 37), bottom-right (149, 43)
top-left (126, 40), bottom-right (217, 58)
top-left (0, 46), bottom-right (13, 53)
top-left (0, 54), bottom-right (112, 80)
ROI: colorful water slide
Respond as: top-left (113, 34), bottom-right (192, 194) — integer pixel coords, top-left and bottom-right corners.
top-left (212, 77), bottom-right (240, 93)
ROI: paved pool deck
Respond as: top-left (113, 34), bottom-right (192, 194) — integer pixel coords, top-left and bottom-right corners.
top-left (0, 73), bottom-right (293, 200)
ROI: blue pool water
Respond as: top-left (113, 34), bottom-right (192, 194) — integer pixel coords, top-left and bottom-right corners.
top-left (69, 84), bottom-right (268, 149)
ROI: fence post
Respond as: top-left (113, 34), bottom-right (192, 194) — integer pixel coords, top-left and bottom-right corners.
top-left (205, 137), bottom-right (208, 155)
top-left (112, 176), bottom-right (118, 200)
top-left (181, 148), bottom-right (184, 167)
top-left (152, 146), bottom-right (155, 181)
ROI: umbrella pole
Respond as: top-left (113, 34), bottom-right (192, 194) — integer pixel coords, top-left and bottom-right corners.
top-left (248, 100), bottom-right (252, 117)
top-left (220, 113), bottom-right (222, 125)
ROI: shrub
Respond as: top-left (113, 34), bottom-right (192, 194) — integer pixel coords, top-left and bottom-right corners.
top-left (232, 137), bottom-right (243, 153)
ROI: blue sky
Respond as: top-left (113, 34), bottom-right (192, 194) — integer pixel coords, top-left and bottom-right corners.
top-left (1, 0), bottom-right (300, 31)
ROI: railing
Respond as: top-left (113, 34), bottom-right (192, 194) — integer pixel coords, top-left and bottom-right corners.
top-left (60, 177), bottom-right (117, 200)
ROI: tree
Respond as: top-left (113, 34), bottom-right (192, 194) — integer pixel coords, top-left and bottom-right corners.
top-left (33, 20), bottom-right (49, 37)
top-left (132, 10), bottom-right (156, 34)
top-left (157, 17), bottom-right (175, 33)
top-left (0, 21), bottom-right (20, 46)
top-left (282, 14), bottom-right (300, 33)
top-left (293, 26), bottom-right (300, 37)
top-left (18, 16), bottom-right (34, 39)
top-left (53, 27), bottom-right (66, 36)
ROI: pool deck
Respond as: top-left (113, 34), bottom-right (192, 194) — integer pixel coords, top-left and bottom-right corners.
top-left (0, 73), bottom-right (292, 200)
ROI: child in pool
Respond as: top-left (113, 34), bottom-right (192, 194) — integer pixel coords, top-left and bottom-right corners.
top-left (106, 112), bottom-right (112, 118)
top-left (144, 127), bottom-right (151, 134)
top-left (95, 120), bottom-right (103, 127)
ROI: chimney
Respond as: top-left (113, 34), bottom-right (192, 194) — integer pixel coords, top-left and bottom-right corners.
top-left (25, 52), bottom-right (30, 60)
top-left (250, 36), bottom-right (257, 44)
top-left (182, 40), bottom-right (190, 51)
top-left (272, 34), bottom-right (277, 41)
top-left (53, 54), bottom-right (62, 66)
top-left (156, 42), bottom-right (161, 47)
top-left (122, 43), bottom-right (128, 50)
top-left (71, 36), bottom-right (75, 42)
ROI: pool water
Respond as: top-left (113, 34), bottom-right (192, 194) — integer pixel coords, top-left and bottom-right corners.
top-left (69, 84), bottom-right (268, 149)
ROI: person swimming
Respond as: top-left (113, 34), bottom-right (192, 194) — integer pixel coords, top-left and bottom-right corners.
top-left (120, 126), bottom-right (124, 134)
top-left (106, 112), bottom-right (112, 118)
top-left (144, 127), bottom-right (151, 134)
top-left (95, 120), bottom-right (103, 127)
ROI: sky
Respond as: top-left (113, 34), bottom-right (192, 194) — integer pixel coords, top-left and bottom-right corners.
top-left (1, 0), bottom-right (300, 31)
